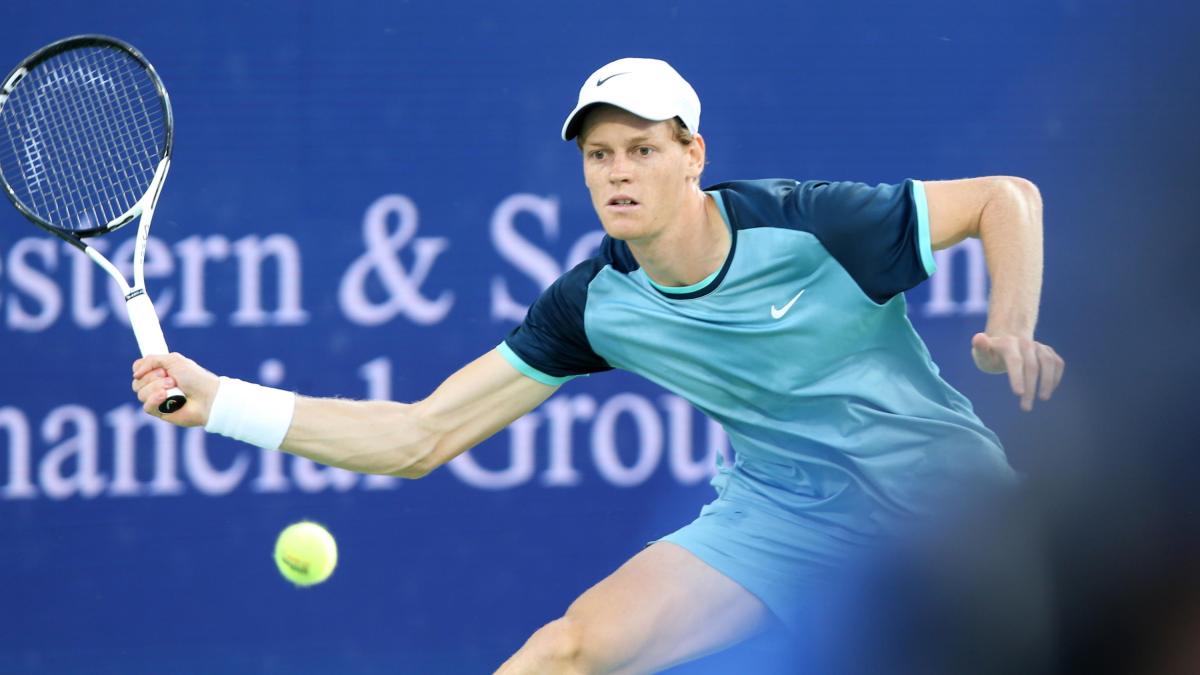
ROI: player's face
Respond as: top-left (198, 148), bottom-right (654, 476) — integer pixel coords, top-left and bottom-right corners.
top-left (579, 107), bottom-right (704, 243)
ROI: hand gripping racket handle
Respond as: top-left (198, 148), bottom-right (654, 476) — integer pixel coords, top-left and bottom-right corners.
top-left (126, 292), bottom-right (187, 414)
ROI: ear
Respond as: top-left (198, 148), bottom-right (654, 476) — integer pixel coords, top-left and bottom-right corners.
top-left (686, 133), bottom-right (707, 182)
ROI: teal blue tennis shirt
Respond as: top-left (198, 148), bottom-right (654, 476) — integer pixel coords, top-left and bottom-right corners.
top-left (500, 179), bottom-right (1013, 513)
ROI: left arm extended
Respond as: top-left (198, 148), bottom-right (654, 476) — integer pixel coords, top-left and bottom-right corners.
top-left (923, 176), bottom-right (1064, 411)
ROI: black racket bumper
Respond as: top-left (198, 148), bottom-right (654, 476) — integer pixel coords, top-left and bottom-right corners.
top-left (159, 394), bottom-right (187, 414)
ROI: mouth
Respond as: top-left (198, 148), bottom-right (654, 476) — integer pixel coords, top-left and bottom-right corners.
top-left (606, 195), bottom-right (640, 212)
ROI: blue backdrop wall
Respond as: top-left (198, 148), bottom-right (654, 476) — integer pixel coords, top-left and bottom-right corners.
top-left (2, 1), bottom-right (1197, 673)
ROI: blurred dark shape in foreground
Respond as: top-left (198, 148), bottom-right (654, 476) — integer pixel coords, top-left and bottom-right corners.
top-left (772, 454), bottom-right (1200, 675)
top-left (691, 442), bottom-right (1200, 675)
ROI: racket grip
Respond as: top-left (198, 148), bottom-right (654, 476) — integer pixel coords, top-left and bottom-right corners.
top-left (126, 292), bottom-right (188, 414)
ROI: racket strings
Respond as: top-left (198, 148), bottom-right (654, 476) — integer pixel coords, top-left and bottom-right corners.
top-left (35, 66), bottom-right (115, 227)
top-left (48, 47), bottom-right (163, 228)
top-left (0, 44), bottom-right (166, 232)
top-left (71, 48), bottom-right (162, 213)
top-left (54, 51), bottom-right (145, 226)
top-left (57, 48), bottom-right (161, 226)
top-left (3, 58), bottom-right (110, 226)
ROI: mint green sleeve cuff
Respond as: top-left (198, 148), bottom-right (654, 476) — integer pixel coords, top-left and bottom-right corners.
top-left (497, 341), bottom-right (576, 386)
top-left (911, 179), bottom-right (937, 277)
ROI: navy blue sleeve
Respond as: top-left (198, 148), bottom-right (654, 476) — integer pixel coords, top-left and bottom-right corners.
top-left (785, 179), bottom-right (936, 304)
top-left (499, 257), bottom-right (612, 384)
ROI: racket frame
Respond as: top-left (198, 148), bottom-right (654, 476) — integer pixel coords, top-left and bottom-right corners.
top-left (0, 35), bottom-right (185, 413)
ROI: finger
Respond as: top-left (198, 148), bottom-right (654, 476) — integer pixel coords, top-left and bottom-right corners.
top-left (132, 370), bottom-right (154, 392)
top-left (1000, 344), bottom-right (1025, 398)
top-left (135, 374), bottom-right (167, 404)
top-left (1037, 346), bottom-right (1058, 400)
top-left (1020, 342), bottom-right (1039, 411)
top-left (133, 356), bottom-right (168, 380)
top-left (132, 368), bottom-right (169, 393)
top-left (972, 333), bottom-right (1006, 373)
top-left (1042, 348), bottom-right (1065, 399)
top-left (1053, 350), bottom-right (1065, 391)
top-left (143, 388), bottom-right (168, 415)
top-left (142, 379), bottom-right (178, 416)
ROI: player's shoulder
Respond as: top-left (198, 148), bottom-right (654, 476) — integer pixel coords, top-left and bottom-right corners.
top-left (705, 178), bottom-right (830, 232)
top-left (707, 178), bottom-right (910, 233)
top-left (546, 234), bottom-right (640, 304)
top-left (706, 178), bottom-right (807, 205)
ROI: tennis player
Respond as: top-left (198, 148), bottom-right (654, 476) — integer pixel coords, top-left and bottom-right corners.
top-left (133, 57), bottom-right (1063, 673)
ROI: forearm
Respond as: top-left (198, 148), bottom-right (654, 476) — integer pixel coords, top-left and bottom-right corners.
top-left (979, 178), bottom-right (1044, 337)
top-left (136, 349), bottom-right (554, 478)
top-left (277, 349), bottom-right (555, 479)
top-left (280, 397), bottom-right (442, 478)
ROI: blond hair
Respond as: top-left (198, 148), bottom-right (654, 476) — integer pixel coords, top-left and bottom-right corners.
top-left (575, 113), bottom-right (695, 149)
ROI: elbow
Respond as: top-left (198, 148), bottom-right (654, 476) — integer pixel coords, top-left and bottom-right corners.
top-left (380, 397), bottom-right (487, 480)
top-left (387, 439), bottom-right (442, 479)
top-left (391, 463), bottom-right (432, 480)
top-left (384, 402), bottom-right (453, 479)
top-left (975, 177), bottom-right (1041, 239)
top-left (393, 432), bottom-right (477, 479)
top-left (402, 430), bottom-right (479, 478)
top-left (997, 176), bottom-right (1042, 210)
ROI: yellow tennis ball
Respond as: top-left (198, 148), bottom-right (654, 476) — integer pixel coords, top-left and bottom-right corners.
top-left (274, 521), bottom-right (338, 587)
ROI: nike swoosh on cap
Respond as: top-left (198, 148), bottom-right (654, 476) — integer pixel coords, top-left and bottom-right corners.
top-left (596, 72), bottom-right (631, 86)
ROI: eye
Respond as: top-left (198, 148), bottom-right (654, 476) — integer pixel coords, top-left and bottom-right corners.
top-left (588, 149), bottom-right (607, 160)
top-left (637, 146), bottom-right (654, 157)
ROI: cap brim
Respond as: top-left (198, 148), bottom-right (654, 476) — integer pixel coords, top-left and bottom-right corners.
top-left (561, 102), bottom-right (598, 141)
top-left (561, 98), bottom-right (681, 141)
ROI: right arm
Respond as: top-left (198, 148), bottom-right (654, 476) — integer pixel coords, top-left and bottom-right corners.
top-left (132, 349), bottom-right (559, 478)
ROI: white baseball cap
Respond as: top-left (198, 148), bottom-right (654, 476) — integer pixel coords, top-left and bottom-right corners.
top-left (561, 58), bottom-right (701, 141)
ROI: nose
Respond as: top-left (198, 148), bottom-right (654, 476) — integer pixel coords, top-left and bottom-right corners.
top-left (608, 154), bottom-right (632, 184)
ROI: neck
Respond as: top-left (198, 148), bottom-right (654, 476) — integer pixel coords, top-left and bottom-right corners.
top-left (629, 188), bottom-right (729, 288)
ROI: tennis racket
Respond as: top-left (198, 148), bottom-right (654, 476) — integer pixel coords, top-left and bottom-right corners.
top-left (0, 35), bottom-right (185, 413)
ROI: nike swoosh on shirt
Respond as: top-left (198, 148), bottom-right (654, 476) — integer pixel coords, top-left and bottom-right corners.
top-left (770, 289), bottom-right (806, 319)
top-left (596, 72), bottom-right (631, 86)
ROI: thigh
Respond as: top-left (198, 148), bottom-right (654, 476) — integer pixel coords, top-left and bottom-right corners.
top-left (566, 541), bottom-right (773, 674)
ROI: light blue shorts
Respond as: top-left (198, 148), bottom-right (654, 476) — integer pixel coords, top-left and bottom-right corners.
top-left (658, 454), bottom-right (890, 627)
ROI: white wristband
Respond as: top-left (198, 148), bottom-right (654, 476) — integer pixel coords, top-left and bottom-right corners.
top-left (204, 377), bottom-right (296, 450)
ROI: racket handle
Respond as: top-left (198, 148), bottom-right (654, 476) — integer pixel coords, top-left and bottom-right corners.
top-left (126, 291), bottom-right (188, 414)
